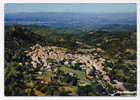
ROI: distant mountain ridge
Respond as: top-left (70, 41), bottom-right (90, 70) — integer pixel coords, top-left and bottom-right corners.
top-left (5, 12), bottom-right (136, 32)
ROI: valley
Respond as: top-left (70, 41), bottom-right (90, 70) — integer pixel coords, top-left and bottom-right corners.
top-left (5, 25), bottom-right (137, 96)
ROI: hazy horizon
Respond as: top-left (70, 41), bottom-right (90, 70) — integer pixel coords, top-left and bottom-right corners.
top-left (5, 3), bottom-right (136, 32)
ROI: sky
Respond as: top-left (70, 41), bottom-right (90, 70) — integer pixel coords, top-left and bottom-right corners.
top-left (5, 3), bottom-right (136, 14)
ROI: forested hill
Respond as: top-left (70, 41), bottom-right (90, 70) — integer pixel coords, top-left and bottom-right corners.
top-left (5, 25), bottom-right (136, 96)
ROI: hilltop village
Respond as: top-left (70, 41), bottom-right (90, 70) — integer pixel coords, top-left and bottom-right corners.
top-left (5, 25), bottom-right (136, 96)
top-left (23, 44), bottom-right (132, 96)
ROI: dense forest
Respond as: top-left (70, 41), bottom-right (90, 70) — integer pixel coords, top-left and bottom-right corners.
top-left (5, 25), bottom-right (137, 96)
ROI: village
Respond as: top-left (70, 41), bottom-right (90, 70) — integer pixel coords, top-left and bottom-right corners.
top-left (21, 43), bottom-right (136, 96)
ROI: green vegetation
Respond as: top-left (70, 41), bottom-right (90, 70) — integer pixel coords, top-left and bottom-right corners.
top-left (5, 25), bottom-right (136, 96)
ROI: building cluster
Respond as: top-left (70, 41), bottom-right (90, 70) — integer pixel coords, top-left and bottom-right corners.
top-left (24, 44), bottom-right (128, 92)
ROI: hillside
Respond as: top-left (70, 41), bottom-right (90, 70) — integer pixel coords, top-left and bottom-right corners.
top-left (5, 25), bottom-right (137, 96)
